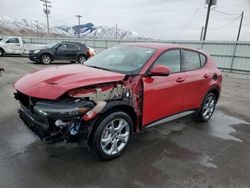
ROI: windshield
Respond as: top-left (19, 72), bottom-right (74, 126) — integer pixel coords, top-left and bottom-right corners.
top-left (0, 37), bottom-right (9, 43)
top-left (84, 45), bottom-right (156, 75)
top-left (46, 43), bottom-right (58, 48)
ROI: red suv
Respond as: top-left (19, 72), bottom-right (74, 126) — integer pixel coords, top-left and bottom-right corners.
top-left (14, 43), bottom-right (222, 160)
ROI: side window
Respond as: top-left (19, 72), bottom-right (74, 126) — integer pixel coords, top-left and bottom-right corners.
top-left (6, 38), bottom-right (19, 43)
top-left (67, 44), bottom-right (79, 50)
top-left (182, 50), bottom-right (201, 71)
top-left (199, 54), bottom-right (207, 67)
top-left (153, 50), bottom-right (181, 73)
top-left (57, 44), bottom-right (67, 50)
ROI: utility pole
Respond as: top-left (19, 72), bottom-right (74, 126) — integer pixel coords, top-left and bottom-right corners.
top-left (76, 15), bottom-right (82, 38)
top-left (115, 23), bottom-right (118, 39)
top-left (41, 0), bottom-right (51, 34)
top-left (236, 11), bottom-right (244, 41)
top-left (203, 0), bottom-right (217, 40)
top-left (200, 26), bottom-right (204, 41)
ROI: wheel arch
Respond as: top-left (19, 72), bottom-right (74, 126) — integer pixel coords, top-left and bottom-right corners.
top-left (40, 52), bottom-right (53, 61)
top-left (0, 47), bottom-right (5, 53)
top-left (206, 86), bottom-right (220, 103)
top-left (77, 53), bottom-right (88, 59)
top-left (86, 101), bottom-right (137, 145)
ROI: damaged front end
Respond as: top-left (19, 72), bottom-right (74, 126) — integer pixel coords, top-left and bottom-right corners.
top-left (14, 77), bottom-right (142, 145)
top-left (15, 92), bottom-right (95, 144)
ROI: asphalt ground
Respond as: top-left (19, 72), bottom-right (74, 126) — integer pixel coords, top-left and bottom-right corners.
top-left (0, 56), bottom-right (250, 188)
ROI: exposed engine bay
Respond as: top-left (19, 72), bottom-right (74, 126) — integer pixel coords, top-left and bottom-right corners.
top-left (14, 76), bottom-right (142, 144)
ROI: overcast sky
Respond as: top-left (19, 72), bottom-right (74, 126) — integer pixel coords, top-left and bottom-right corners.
top-left (0, 0), bottom-right (249, 40)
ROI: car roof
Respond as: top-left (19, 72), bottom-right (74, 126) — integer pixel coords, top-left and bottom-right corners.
top-left (121, 42), bottom-right (207, 55)
top-left (61, 41), bottom-right (85, 46)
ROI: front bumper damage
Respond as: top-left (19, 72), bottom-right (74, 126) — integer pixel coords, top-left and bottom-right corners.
top-left (15, 92), bottom-right (95, 144)
top-left (14, 78), bottom-right (141, 145)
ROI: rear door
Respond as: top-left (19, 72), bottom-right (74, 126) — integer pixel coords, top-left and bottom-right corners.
top-left (182, 50), bottom-right (210, 110)
top-left (142, 49), bottom-right (187, 126)
top-left (66, 44), bottom-right (80, 59)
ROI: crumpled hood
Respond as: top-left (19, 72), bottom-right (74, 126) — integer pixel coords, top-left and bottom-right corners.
top-left (14, 64), bottom-right (125, 100)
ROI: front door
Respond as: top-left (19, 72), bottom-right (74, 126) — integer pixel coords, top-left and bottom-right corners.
top-left (5, 37), bottom-right (22, 54)
top-left (142, 49), bottom-right (187, 126)
top-left (54, 43), bottom-right (68, 59)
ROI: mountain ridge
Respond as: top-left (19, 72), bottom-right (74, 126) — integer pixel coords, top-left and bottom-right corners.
top-left (0, 16), bottom-right (146, 40)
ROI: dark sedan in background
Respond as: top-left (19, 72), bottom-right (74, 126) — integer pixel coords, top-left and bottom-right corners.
top-left (29, 42), bottom-right (95, 64)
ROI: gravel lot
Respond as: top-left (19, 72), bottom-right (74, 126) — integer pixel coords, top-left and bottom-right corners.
top-left (0, 56), bottom-right (250, 188)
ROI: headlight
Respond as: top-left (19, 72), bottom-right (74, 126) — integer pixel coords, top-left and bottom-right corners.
top-left (33, 50), bottom-right (40, 53)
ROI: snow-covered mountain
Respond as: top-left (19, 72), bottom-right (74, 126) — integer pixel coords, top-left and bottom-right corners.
top-left (0, 16), bottom-right (146, 39)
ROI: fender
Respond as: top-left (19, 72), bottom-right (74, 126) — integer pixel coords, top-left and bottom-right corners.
top-left (79, 100), bottom-right (138, 145)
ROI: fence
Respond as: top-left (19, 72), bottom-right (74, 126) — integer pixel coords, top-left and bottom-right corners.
top-left (22, 37), bottom-right (250, 73)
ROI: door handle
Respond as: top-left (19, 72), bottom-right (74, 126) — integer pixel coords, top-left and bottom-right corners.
top-left (203, 74), bottom-right (210, 79)
top-left (176, 77), bottom-right (185, 83)
top-left (17, 44), bottom-right (20, 46)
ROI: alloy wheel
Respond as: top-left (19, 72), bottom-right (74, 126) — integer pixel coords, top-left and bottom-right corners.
top-left (42, 56), bottom-right (51, 64)
top-left (101, 118), bottom-right (130, 156)
top-left (202, 96), bottom-right (216, 120)
top-left (78, 56), bottom-right (86, 64)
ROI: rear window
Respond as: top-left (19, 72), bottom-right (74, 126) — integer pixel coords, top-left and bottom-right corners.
top-left (182, 50), bottom-right (201, 71)
top-left (67, 44), bottom-right (79, 50)
top-left (199, 54), bottom-right (207, 67)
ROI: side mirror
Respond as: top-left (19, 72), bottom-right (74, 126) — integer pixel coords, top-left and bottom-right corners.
top-left (149, 65), bottom-right (171, 76)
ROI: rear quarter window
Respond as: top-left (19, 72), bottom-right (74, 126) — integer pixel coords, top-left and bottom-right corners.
top-left (182, 50), bottom-right (201, 71)
top-left (199, 54), bottom-right (207, 67)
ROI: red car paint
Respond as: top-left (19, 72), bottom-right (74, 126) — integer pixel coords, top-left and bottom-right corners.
top-left (14, 65), bottom-right (125, 99)
top-left (15, 43), bottom-right (222, 130)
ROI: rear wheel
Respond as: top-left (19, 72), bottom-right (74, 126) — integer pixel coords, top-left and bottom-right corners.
top-left (41, 54), bottom-right (51, 64)
top-left (0, 49), bottom-right (4, 57)
top-left (88, 111), bottom-right (132, 160)
top-left (196, 93), bottom-right (216, 122)
top-left (77, 55), bottom-right (87, 64)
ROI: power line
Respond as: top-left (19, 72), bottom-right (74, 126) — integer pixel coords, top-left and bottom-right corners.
top-left (208, 15), bottom-right (241, 30)
top-left (174, 1), bottom-right (203, 40)
top-left (212, 9), bottom-right (241, 16)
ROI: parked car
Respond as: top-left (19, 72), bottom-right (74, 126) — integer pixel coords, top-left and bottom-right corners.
top-left (0, 36), bottom-right (46, 56)
top-left (29, 42), bottom-right (95, 64)
top-left (14, 43), bottom-right (222, 160)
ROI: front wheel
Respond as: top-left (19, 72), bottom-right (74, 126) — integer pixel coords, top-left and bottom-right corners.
top-left (41, 54), bottom-right (51, 64)
top-left (196, 93), bottom-right (216, 122)
top-left (89, 111), bottom-right (132, 160)
top-left (0, 49), bottom-right (4, 57)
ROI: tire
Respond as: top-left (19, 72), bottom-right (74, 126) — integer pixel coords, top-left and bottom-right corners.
top-left (196, 93), bottom-right (216, 122)
top-left (77, 55), bottom-right (87, 64)
top-left (88, 111), bottom-right (132, 160)
top-left (41, 54), bottom-right (51, 64)
top-left (70, 61), bottom-right (76, 64)
top-left (0, 49), bottom-right (4, 57)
